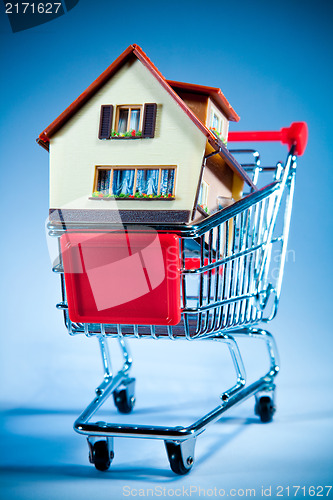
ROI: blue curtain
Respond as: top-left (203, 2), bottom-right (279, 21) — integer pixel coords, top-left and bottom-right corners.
top-left (160, 169), bottom-right (174, 195)
top-left (118, 109), bottom-right (128, 134)
top-left (99, 168), bottom-right (174, 197)
top-left (136, 169), bottom-right (159, 195)
top-left (146, 170), bottom-right (159, 195)
top-left (112, 170), bottom-right (135, 196)
top-left (97, 170), bottom-right (111, 194)
top-left (136, 169), bottom-right (144, 194)
top-left (129, 109), bottom-right (140, 131)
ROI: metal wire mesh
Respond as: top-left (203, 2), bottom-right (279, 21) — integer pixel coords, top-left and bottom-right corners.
top-left (52, 149), bottom-right (296, 341)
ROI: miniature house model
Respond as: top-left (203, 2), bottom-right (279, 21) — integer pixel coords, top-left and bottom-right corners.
top-left (38, 44), bottom-right (254, 224)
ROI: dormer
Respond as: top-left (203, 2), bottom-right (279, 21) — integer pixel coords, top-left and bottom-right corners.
top-left (167, 80), bottom-right (240, 144)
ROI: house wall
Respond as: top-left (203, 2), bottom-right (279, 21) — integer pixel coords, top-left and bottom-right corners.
top-left (49, 58), bottom-right (207, 219)
top-left (173, 91), bottom-right (209, 125)
top-left (199, 142), bottom-right (245, 216)
top-left (203, 158), bottom-right (233, 213)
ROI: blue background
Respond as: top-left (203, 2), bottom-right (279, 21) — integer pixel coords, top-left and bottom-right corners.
top-left (0, 0), bottom-right (332, 498)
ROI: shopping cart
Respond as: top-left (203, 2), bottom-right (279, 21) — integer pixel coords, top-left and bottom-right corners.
top-left (48, 122), bottom-right (307, 475)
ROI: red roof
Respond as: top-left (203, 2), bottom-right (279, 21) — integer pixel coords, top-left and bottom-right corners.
top-left (167, 80), bottom-right (240, 122)
top-left (38, 44), bottom-right (240, 144)
top-left (38, 44), bottom-right (254, 188)
top-left (38, 44), bottom-right (216, 143)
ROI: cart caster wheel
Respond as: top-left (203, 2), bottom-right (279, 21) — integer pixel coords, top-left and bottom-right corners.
top-left (113, 378), bottom-right (135, 414)
top-left (89, 440), bottom-right (114, 471)
top-left (165, 439), bottom-right (195, 475)
top-left (255, 395), bottom-right (275, 423)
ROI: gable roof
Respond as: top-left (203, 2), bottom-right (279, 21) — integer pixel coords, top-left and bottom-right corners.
top-left (37, 44), bottom-right (255, 188)
top-left (167, 80), bottom-right (240, 122)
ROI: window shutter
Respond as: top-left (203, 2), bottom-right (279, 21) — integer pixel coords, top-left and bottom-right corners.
top-left (142, 103), bottom-right (157, 138)
top-left (98, 105), bottom-right (113, 139)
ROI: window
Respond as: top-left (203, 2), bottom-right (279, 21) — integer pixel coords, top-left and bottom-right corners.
top-left (115, 106), bottom-right (142, 136)
top-left (211, 112), bottom-right (221, 133)
top-left (113, 169), bottom-right (136, 196)
top-left (93, 166), bottom-right (176, 199)
top-left (98, 103), bottom-right (157, 139)
top-left (136, 169), bottom-right (159, 196)
top-left (198, 180), bottom-right (209, 207)
top-left (209, 110), bottom-right (225, 137)
top-left (207, 101), bottom-right (229, 144)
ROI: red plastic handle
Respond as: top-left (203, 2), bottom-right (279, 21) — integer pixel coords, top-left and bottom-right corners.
top-left (228, 121), bottom-right (308, 156)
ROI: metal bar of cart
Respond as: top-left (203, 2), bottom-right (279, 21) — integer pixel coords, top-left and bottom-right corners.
top-left (74, 329), bottom-right (278, 441)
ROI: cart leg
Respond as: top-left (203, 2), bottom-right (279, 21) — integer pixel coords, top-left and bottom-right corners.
top-left (252, 330), bottom-right (277, 422)
top-left (117, 335), bottom-right (133, 374)
top-left (165, 436), bottom-right (196, 475)
top-left (95, 335), bottom-right (135, 413)
top-left (74, 335), bottom-right (136, 470)
top-left (113, 377), bottom-right (136, 414)
top-left (218, 335), bottom-right (246, 402)
top-left (232, 328), bottom-right (279, 422)
top-left (112, 336), bottom-right (136, 413)
top-left (98, 334), bottom-right (112, 380)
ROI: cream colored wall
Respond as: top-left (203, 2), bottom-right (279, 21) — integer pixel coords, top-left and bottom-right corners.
top-left (49, 59), bottom-right (207, 213)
